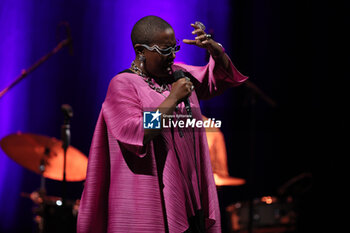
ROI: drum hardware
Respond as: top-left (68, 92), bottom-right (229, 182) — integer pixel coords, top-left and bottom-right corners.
top-left (226, 196), bottom-right (296, 233)
top-left (22, 191), bottom-right (79, 233)
top-left (1, 125), bottom-right (86, 232)
top-left (61, 104), bottom-right (73, 203)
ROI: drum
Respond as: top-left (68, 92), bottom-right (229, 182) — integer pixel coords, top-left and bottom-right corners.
top-left (226, 196), bottom-right (296, 233)
top-left (32, 197), bottom-right (80, 233)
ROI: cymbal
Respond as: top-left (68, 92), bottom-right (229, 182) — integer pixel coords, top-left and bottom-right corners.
top-left (213, 173), bottom-right (246, 186)
top-left (0, 133), bottom-right (87, 181)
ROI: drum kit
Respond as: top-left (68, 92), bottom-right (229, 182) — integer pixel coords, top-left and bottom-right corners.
top-left (0, 132), bottom-right (87, 233)
top-left (0, 128), bottom-right (304, 233)
top-left (226, 196), bottom-right (297, 233)
top-left (212, 175), bottom-right (298, 233)
top-left (203, 118), bottom-right (300, 233)
top-left (223, 174), bottom-right (311, 233)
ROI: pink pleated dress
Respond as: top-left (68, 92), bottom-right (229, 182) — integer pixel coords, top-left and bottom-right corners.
top-left (77, 56), bottom-right (248, 233)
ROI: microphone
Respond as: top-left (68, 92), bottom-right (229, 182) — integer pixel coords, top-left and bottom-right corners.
top-left (58, 21), bottom-right (74, 55)
top-left (173, 70), bottom-right (192, 117)
top-left (61, 104), bottom-right (73, 122)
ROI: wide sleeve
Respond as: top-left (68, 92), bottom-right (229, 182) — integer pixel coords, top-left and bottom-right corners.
top-left (77, 112), bottom-right (110, 233)
top-left (102, 74), bottom-right (146, 157)
top-left (175, 55), bottom-right (248, 100)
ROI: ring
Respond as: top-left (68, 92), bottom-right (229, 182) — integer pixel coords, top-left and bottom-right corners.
top-left (191, 85), bottom-right (194, 91)
top-left (195, 21), bottom-right (206, 31)
top-left (205, 34), bottom-right (212, 40)
top-left (185, 77), bottom-right (190, 81)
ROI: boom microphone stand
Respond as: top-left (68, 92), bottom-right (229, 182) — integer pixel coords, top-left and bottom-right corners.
top-left (0, 22), bottom-right (72, 99)
top-left (61, 104), bottom-right (73, 204)
top-left (243, 80), bottom-right (276, 233)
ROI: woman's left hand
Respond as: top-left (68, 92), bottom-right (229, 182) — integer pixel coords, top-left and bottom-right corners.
top-left (183, 22), bottom-right (230, 69)
top-left (183, 22), bottom-right (224, 57)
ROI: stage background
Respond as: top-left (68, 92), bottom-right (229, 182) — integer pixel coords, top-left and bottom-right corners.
top-left (1, 0), bottom-right (343, 232)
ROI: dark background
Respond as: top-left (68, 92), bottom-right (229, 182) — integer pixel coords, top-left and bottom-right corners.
top-left (1, 0), bottom-right (346, 232)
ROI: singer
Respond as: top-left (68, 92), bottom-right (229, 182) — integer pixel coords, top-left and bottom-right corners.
top-left (77, 16), bottom-right (247, 233)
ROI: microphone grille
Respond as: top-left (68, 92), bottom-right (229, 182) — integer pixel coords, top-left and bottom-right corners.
top-left (61, 104), bottom-right (73, 118)
top-left (173, 70), bottom-right (185, 81)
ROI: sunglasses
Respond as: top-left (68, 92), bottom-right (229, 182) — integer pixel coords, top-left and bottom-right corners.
top-left (139, 43), bottom-right (180, 56)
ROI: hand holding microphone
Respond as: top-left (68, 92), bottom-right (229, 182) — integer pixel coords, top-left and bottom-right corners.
top-left (170, 70), bottom-right (194, 117)
top-left (143, 71), bottom-right (194, 142)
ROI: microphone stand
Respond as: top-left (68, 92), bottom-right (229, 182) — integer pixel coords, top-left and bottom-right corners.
top-left (0, 36), bottom-right (72, 99)
top-left (243, 80), bottom-right (276, 233)
top-left (61, 104), bottom-right (73, 204)
top-left (247, 91), bottom-right (256, 233)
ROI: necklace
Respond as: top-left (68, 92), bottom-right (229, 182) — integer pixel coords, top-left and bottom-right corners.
top-left (130, 61), bottom-right (169, 94)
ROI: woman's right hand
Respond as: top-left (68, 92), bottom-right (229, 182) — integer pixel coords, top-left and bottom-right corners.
top-left (168, 77), bottom-right (193, 104)
top-left (143, 77), bottom-right (193, 145)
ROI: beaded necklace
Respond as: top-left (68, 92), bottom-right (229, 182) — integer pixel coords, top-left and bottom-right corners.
top-left (130, 61), bottom-right (169, 94)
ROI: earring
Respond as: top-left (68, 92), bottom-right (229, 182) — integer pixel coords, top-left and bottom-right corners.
top-left (139, 55), bottom-right (145, 69)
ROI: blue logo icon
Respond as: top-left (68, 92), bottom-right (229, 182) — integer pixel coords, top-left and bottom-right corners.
top-left (143, 110), bottom-right (161, 129)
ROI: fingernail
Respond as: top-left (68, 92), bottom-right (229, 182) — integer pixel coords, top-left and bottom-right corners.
top-left (192, 31), bottom-right (196, 34)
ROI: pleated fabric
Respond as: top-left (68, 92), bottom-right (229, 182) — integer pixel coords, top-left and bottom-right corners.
top-left (77, 56), bottom-right (248, 233)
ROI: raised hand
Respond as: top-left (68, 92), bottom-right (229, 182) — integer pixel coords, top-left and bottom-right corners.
top-left (182, 21), bottom-right (212, 49)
